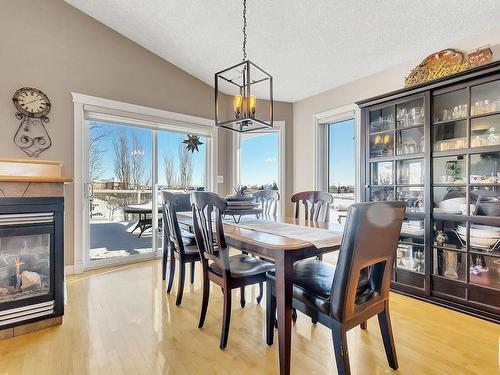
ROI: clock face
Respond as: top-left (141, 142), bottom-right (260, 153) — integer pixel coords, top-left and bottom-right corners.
top-left (12, 87), bottom-right (51, 118)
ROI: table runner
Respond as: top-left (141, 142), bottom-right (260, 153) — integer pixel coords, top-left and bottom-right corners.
top-left (232, 220), bottom-right (343, 249)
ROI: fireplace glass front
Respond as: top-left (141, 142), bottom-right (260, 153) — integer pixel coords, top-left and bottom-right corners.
top-left (0, 234), bottom-right (51, 303)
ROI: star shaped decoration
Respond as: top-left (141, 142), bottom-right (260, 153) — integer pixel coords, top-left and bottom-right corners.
top-left (183, 134), bottom-right (203, 153)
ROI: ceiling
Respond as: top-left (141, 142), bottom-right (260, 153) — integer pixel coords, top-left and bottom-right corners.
top-left (65, 0), bottom-right (500, 102)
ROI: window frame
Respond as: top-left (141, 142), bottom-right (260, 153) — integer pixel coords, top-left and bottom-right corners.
top-left (314, 104), bottom-right (361, 202)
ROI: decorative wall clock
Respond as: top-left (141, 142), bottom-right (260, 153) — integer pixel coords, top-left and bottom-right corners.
top-left (12, 87), bottom-right (52, 157)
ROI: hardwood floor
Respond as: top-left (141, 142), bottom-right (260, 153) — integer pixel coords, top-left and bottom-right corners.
top-left (0, 259), bottom-right (498, 374)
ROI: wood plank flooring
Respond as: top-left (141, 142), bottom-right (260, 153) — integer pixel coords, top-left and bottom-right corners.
top-left (0, 259), bottom-right (498, 374)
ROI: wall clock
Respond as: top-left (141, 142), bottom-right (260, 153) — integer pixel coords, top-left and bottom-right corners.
top-left (12, 87), bottom-right (52, 157)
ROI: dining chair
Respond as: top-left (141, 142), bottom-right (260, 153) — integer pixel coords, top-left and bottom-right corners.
top-left (291, 190), bottom-right (334, 314)
top-left (162, 191), bottom-right (200, 306)
top-left (291, 190), bottom-right (333, 222)
top-left (253, 189), bottom-right (280, 218)
top-left (266, 201), bottom-right (405, 375)
top-left (249, 189), bottom-right (280, 306)
top-left (192, 191), bottom-right (274, 349)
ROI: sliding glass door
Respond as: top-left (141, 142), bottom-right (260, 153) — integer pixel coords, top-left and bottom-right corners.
top-left (85, 120), bottom-right (210, 269)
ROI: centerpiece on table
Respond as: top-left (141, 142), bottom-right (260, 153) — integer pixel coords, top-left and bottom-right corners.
top-left (225, 186), bottom-right (257, 211)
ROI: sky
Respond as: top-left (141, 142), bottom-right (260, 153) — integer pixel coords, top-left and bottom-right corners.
top-left (89, 121), bottom-right (206, 187)
top-left (90, 119), bottom-right (355, 190)
top-left (328, 118), bottom-right (355, 187)
top-left (240, 132), bottom-right (279, 187)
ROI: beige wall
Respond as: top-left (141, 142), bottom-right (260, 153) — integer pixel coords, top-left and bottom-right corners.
top-left (293, 29), bottom-right (500, 195)
top-left (0, 0), bottom-right (293, 267)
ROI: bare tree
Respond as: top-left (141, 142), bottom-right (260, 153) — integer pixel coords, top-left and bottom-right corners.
top-left (88, 123), bottom-right (112, 182)
top-left (113, 129), bottom-right (131, 188)
top-left (163, 151), bottom-right (176, 188)
top-left (178, 144), bottom-right (193, 189)
top-left (130, 134), bottom-right (146, 189)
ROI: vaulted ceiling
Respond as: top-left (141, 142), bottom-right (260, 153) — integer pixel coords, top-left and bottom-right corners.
top-left (66, 0), bottom-right (500, 102)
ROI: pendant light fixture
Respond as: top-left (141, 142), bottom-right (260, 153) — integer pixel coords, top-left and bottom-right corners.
top-left (214, 0), bottom-right (273, 132)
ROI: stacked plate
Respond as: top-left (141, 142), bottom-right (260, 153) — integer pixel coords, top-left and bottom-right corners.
top-left (401, 220), bottom-right (424, 236)
top-left (457, 224), bottom-right (500, 250)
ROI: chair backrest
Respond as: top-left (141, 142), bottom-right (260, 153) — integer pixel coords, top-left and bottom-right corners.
top-left (161, 191), bottom-right (187, 257)
top-left (329, 201), bottom-right (405, 322)
top-left (191, 192), bottom-right (230, 274)
top-left (291, 191), bottom-right (333, 222)
top-left (253, 190), bottom-right (280, 217)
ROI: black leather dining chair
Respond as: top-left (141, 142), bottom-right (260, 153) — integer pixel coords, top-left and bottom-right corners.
top-left (266, 201), bottom-right (405, 375)
top-left (192, 191), bottom-right (274, 349)
top-left (162, 191), bottom-right (200, 306)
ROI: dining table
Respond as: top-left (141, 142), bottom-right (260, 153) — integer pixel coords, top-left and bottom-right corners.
top-left (176, 212), bottom-right (343, 375)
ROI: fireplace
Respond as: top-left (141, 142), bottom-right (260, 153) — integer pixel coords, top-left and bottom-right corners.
top-left (0, 197), bottom-right (64, 329)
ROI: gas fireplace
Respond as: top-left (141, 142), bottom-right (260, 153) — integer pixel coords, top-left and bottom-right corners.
top-left (0, 197), bottom-right (64, 329)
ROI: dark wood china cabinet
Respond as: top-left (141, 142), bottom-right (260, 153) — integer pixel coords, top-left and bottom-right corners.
top-left (357, 61), bottom-right (500, 323)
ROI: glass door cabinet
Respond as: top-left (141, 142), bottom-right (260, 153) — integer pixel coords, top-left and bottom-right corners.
top-left (359, 62), bottom-right (500, 323)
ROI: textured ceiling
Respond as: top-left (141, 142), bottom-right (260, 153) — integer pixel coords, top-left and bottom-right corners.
top-left (65, 0), bottom-right (500, 102)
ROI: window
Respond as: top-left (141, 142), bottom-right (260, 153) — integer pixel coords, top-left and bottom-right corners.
top-left (328, 118), bottom-right (356, 223)
top-left (235, 124), bottom-right (284, 213)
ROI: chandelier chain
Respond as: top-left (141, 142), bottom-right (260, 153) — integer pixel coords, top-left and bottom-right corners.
top-left (242, 0), bottom-right (247, 61)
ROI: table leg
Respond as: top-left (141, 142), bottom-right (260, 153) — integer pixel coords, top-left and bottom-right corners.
top-left (275, 253), bottom-right (294, 375)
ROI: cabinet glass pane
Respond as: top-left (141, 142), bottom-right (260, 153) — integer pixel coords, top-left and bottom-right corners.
top-left (433, 155), bottom-right (466, 184)
top-left (471, 114), bottom-right (500, 148)
top-left (396, 98), bottom-right (424, 128)
top-left (369, 106), bottom-right (394, 133)
top-left (396, 243), bottom-right (424, 273)
top-left (470, 152), bottom-right (500, 184)
top-left (397, 159), bottom-right (424, 185)
top-left (396, 127), bottom-right (424, 155)
top-left (433, 218), bottom-right (467, 250)
top-left (470, 255), bottom-right (500, 289)
top-left (471, 79), bottom-right (500, 115)
top-left (370, 132), bottom-right (394, 158)
top-left (433, 89), bottom-right (467, 123)
top-left (433, 120), bottom-right (467, 151)
top-left (433, 249), bottom-right (466, 281)
top-left (371, 161), bottom-right (393, 185)
top-left (370, 187), bottom-right (394, 202)
top-left (470, 186), bottom-right (500, 216)
top-left (434, 187), bottom-right (466, 214)
top-left (397, 187), bottom-right (424, 213)
top-left (467, 223), bottom-right (500, 252)
top-left (401, 219), bottom-right (424, 244)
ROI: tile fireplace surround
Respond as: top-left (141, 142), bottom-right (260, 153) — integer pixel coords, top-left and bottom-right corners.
top-left (0, 160), bottom-right (71, 339)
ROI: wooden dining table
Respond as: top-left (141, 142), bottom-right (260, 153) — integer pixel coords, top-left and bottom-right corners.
top-left (176, 212), bottom-right (343, 375)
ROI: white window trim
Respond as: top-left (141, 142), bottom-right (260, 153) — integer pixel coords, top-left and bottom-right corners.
top-left (72, 93), bottom-right (217, 274)
top-left (232, 121), bottom-right (286, 216)
top-left (313, 104), bottom-right (361, 201)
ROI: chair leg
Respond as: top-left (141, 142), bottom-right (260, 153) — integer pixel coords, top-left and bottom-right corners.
top-left (256, 282), bottom-right (263, 304)
top-left (220, 287), bottom-right (232, 350)
top-left (266, 280), bottom-right (276, 346)
top-left (292, 308), bottom-right (297, 323)
top-left (360, 321), bottom-right (367, 330)
top-left (311, 317), bottom-right (318, 325)
top-left (240, 287), bottom-right (246, 308)
top-left (175, 260), bottom-right (185, 306)
top-left (378, 304), bottom-right (398, 370)
top-left (190, 261), bottom-right (195, 284)
top-left (166, 250), bottom-right (175, 293)
top-left (162, 246), bottom-right (168, 281)
top-left (332, 325), bottom-right (351, 375)
top-left (198, 274), bottom-right (210, 328)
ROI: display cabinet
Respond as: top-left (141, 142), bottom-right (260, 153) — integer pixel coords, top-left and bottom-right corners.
top-left (358, 61), bottom-right (500, 323)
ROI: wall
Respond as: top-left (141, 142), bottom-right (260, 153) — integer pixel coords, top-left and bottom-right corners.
top-left (293, 29), bottom-right (500, 195)
top-left (0, 0), bottom-right (293, 267)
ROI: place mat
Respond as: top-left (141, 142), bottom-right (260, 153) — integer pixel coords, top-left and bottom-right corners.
top-left (232, 220), bottom-right (343, 249)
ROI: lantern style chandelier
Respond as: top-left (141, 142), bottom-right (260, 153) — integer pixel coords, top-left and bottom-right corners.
top-left (214, 0), bottom-right (273, 132)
